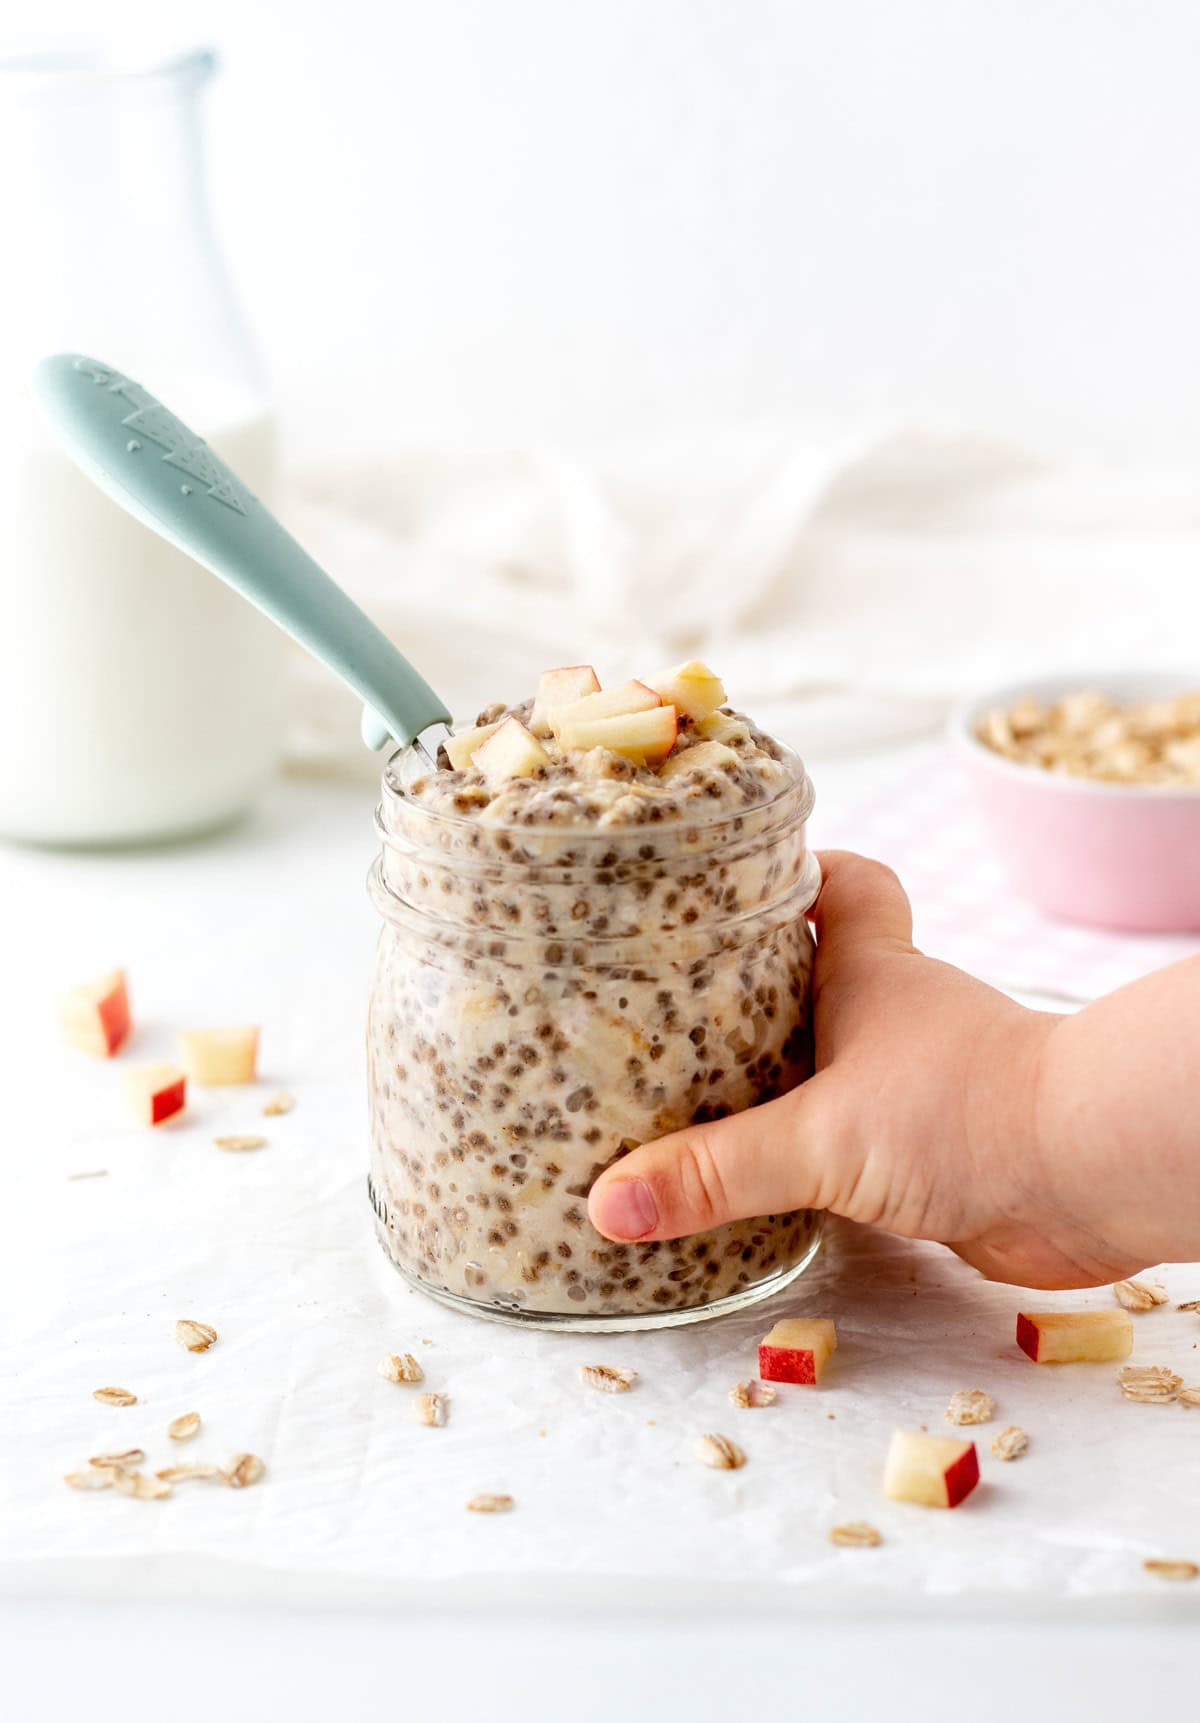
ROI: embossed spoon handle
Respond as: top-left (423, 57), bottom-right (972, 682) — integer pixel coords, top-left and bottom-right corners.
top-left (33, 353), bottom-right (452, 754)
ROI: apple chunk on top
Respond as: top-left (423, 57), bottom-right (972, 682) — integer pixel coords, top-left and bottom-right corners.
top-left (441, 661), bottom-right (733, 779)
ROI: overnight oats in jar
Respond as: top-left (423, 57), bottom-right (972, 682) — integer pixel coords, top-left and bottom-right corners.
top-left (366, 659), bottom-right (822, 1329)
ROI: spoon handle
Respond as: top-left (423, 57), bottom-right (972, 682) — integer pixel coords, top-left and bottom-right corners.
top-left (33, 354), bottom-right (450, 751)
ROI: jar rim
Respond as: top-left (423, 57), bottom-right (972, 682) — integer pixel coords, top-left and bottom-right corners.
top-left (378, 737), bottom-right (815, 846)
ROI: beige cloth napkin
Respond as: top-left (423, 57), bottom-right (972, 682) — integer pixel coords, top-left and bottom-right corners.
top-left (277, 428), bottom-right (1200, 773)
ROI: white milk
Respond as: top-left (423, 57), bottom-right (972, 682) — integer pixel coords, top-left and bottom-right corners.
top-left (0, 390), bottom-right (287, 845)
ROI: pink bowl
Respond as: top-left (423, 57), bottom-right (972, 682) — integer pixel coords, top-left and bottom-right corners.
top-left (951, 672), bottom-right (1200, 933)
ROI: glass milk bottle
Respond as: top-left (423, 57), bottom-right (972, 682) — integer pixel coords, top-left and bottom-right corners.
top-left (0, 46), bottom-right (285, 845)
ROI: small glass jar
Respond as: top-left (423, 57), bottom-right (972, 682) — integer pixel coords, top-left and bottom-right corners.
top-left (366, 748), bottom-right (822, 1330)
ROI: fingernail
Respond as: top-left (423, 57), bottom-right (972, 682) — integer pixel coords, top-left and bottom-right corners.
top-left (594, 1177), bottom-right (658, 1240)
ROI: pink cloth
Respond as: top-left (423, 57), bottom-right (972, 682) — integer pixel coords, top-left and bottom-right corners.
top-left (817, 751), bottom-right (1200, 1001)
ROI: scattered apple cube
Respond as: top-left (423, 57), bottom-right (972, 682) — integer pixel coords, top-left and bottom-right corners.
top-left (556, 703), bottom-right (678, 764)
top-left (125, 1062), bottom-right (187, 1126)
top-left (471, 716), bottom-right (550, 784)
top-left (644, 659), bottom-right (726, 722)
top-left (549, 680), bottom-right (662, 737)
top-left (659, 739), bottom-right (739, 780)
top-left (883, 1430), bottom-right (980, 1509)
top-left (1016, 1309), bottom-right (1133, 1364)
top-left (58, 968), bottom-right (131, 1058)
top-left (443, 721), bottom-right (502, 772)
top-left (696, 711), bottom-right (750, 746)
top-left (177, 1026), bottom-right (260, 1086)
top-left (529, 665), bottom-right (600, 737)
top-left (758, 1317), bottom-right (838, 1385)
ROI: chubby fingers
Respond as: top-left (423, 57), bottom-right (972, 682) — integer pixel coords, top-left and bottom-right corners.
top-left (811, 850), bottom-right (915, 960)
top-left (587, 1074), bottom-right (847, 1243)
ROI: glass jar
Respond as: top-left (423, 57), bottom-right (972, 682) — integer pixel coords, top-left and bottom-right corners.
top-left (366, 747), bottom-right (823, 1330)
top-left (0, 45), bottom-right (285, 846)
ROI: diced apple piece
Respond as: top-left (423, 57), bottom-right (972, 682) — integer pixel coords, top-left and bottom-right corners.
top-left (697, 711), bottom-right (750, 747)
top-left (472, 716), bottom-right (550, 785)
top-left (557, 704), bottom-right (678, 765)
top-left (758, 1317), bottom-right (838, 1385)
top-left (644, 659), bottom-right (726, 722)
top-left (883, 1431), bottom-right (980, 1509)
top-left (177, 1027), bottom-right (260, 1086)
top-left (443, 722), bottom-right (502, 771)
top-left (125, 1062), bottom-right (187, 1126)
top-left (58, 968), bottom-right (131, 1058)
top-left (659, 740), bottom-right (739, 780)
top-left (548, 681), bottom-right (661, 737)
top-left (529, 665), bottom-right (601, 737)
top-left (1016, 1309), bottom-right (1133, 1364)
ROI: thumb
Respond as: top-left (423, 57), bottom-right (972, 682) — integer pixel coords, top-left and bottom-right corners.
top-left (587, 1071), bottom-right (853, 1242)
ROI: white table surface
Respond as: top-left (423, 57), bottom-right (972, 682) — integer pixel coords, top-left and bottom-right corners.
top-left (3, 747), bottom-right (1195, 1723)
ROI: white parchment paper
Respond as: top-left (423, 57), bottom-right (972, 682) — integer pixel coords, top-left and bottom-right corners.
top-left (3, 770), bottom-right (1198, 1602)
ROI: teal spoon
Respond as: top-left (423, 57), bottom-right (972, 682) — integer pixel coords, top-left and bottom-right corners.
top-left (33, 353), bottom-right (452, 758)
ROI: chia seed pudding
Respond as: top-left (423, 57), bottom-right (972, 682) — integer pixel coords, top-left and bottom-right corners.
top-left (366, 666), bottom-right (822, 1328)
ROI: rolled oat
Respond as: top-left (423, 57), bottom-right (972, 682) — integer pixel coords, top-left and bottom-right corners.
top-left (829, 1522), bottom-right (882, 1548)
top-left (579, 1364), bottom-right (637, 1394)
top-left (1117, 1364), bottom-right (1182, 1403)
top-left (696, 1432), bottom-right (746, 1470)
top-left (946, 1389), bottom-right (996, 1426)
top-left (990, 1426), bottom-right (1029, 1461)
top-left (1113, 1279), bottom-right (1168, 1312)
top-left (728, 1380), bottom-right (777, 1409)
top-left (175, 1319), bottom-right (217, 1353)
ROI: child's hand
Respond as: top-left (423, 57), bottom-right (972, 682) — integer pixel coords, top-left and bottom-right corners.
top-left (589, 850), bottom-right (1198, 1289)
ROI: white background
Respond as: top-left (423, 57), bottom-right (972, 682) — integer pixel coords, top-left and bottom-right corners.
top-left (5, 9), bottom-right (1200, 1717)
top-left (10, 0), bottom-right (1200, 462)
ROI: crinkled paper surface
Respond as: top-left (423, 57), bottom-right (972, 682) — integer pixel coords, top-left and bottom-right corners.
top-left (3, 770), bottom-right (1198, 1604)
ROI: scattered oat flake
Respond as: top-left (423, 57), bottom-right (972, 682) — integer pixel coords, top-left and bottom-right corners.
top-left (89, 1449), bottom-right (144, 1472)
top-left (93, 1386), bottom-right (137, 1407)
top-left (729, 1379), bottom-right (777, 1409)
top-left (378, 1352), bottom-right (424, 1385)
top-left (214, 1134), bottom-right (267, 1152)
top-left (1144, 1558), bottom-right (1198, 1582)
top-left (1118, 1364), bottom-right (1182, 1403)
top-left (416, 1392), bottom-right (449, 1427)
top-left (65, 1468), bottom-right (114, 1491)
top-left (167, 1411), bottom-right (201, 1441)
top-left (1113, 1279), bottom-right (1168, 1312)
top-left (1179, 1386), bottom-right (1200, 1407)
top-left (579, 1364), bottom-right (637, 1394)
top-left (175, 1319), bottom-right (217, 1353)
top-left (262, 1092), bottom-right (295, 1116)
top-left (946, 1389), bottom-right (996, 1426)
top-left (113, 1470), bottom-right (172, 1500)
top-left (225, 1453), bottom-right (265, 1489)
top-left (156, 1463), bottom-right (222, 1483)
top-left (696, 1432), bottom-right (746, 1470)
top-left (467, 1493), bottom-right (514, 1514)
top-left (991, 1425), bottom-right (1030, 1461)
top-left (1177, 1300), bottom-right (1200, 1313)
top-left (829, 1522), bottom-right (882, 1548)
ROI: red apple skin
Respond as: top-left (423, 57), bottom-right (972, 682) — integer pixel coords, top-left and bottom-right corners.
top-left (97, 975), bottom-right (132, 1056)
top-left (758, 1343), bottom-right (817, 1385)
top-left (150, 1077), bottom-right (187, 1124)
top-left (943, 1443), bottom-right (981, 1507)
top-left (1015, 1313), bottom-right (1041, 1361)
